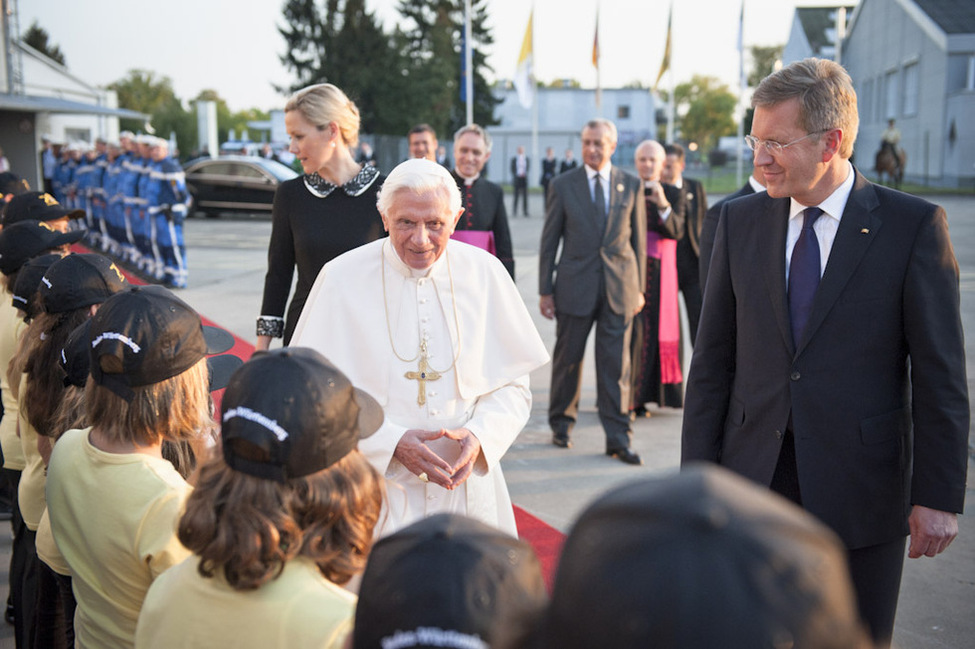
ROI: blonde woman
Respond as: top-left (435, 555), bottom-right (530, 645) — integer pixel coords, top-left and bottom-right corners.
top-left (256, 83), bottom-right (385, 348)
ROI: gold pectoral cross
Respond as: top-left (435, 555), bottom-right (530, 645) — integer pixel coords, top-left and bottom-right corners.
top-left (404, 342), bottom-right (442, 406)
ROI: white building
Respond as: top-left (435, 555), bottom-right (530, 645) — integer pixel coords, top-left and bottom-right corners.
top-left (782, 4), bottom-right (857, 65)
top-left (0, 2), bottom-right (144, 189)
top-left (842, 0), bottom-right (975, 187)
top-left (485, 84), bottom-right (659, 186)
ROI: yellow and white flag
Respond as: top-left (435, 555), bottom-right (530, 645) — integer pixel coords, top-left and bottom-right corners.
top-left (654, 5), bottom-right (672, 91)
top-left (514, 10), bottom-right (534, 109)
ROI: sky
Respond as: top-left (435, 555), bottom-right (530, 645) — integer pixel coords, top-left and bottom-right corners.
top-left (18, 0), bottom-right (849, 113)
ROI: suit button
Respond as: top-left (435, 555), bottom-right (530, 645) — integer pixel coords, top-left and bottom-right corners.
top-left (774, 430), bottom-right (783, 440)
top-left (790, 371), bottom-right (801, 381)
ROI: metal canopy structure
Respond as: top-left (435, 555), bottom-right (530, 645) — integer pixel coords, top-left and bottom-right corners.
top-left (0, 93), bottom-right (148, 120)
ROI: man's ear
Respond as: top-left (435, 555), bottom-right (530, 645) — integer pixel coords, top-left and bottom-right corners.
top-left (451, 208), bottom-right (464, 229)
top-left (821, 129), bottom-right (843, 162)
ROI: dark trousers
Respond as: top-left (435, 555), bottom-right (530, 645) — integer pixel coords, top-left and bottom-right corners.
top-left (549, 295), bottom-right (633, 451)
top-left (771, 431), bottom-right (905, 646)
top-left (512, 177), bottom-right (528, 215)
top-left (676, 239), bottom-right (701, 343)
top-left (33, 564), bottom-right (73, 649)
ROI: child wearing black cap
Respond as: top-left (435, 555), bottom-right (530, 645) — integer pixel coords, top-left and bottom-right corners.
top-left (6, 253), bottom-right (127, 648)
top-left (134, 347), bottom-right (385, 649)
top-left (45, 286), bottom-right (229, 649)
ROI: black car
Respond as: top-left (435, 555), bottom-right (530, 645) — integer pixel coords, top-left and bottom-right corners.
top-left (184, 156), bottom-right (298, 217)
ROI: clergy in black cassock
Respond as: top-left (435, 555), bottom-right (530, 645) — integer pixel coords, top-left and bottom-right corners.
top-left (450, 169), bottom-right (515, 279)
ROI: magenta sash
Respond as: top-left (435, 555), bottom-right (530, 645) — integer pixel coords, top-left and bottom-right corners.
top-left (647, 231), bottom-right (682, 384)
top-left (451, 230), bottom-right (496, 255)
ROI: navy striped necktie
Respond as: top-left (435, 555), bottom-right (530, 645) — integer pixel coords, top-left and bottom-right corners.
top-left (789, 206), bottom-right (823, 345)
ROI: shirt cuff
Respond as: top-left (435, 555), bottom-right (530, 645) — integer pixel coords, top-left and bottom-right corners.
top-left (256, 316), bottom-right (284, 338)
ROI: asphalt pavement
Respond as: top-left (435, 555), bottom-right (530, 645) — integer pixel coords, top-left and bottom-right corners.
top-left (0, 187), bottom-right (972, 647)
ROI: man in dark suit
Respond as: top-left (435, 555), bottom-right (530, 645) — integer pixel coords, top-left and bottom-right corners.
top-left (540, 118), bottom-right (647, 465)
top-left (450, 124), bottom-right (515, 278)
top-left (663, 143), bottom-right (707, 343)
top-left (682, 58), bottom-right (968, 646)
top-left (698, 167), bottom-right (765, 291)
top-left (540, 147), bottom-right (557, 209)
top-left (559, 148), bottom-right (578, 174)
top-left (510, 146), bottom-right (529, 217)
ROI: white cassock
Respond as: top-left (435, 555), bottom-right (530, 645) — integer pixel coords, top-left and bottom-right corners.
top-left (291, 238), bottom-right (549, 537)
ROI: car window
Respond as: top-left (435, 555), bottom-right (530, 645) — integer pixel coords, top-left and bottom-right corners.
top-left (230, 165), bottom-right (266, 179)
top-left (194, 163), bottom-right (233, 176)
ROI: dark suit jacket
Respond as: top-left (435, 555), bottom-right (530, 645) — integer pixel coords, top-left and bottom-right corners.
top-left (698, 181), bottom-right (757, 290)
top-left (678, 177), bottom-right (707, 258)
top-left (540, 166), bottom-right (647, 316)
top-left (649, 183), bottom-right (686, 243)
top-left (451, 170), bottom-right (515, 278)
top-left (681, 169), bottom-right (969, 549)
top-left (511, 156), bottom-right (529, 179)
top-left (560, 159), bottom-right (578, 174)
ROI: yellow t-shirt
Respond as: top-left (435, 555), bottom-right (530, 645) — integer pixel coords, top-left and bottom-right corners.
top-left (46, 427), bottom-right (192, 649)
top-left (36, 506), bottom-right (70, 576)
top-left (0, 296), bottom-right (26, 470)
top-left (17, 376), bottom-right (46, 530)
top-left (135, 556), bottom-right (354, 649)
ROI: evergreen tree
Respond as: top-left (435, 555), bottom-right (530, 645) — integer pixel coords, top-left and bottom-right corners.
top-left (22, 21), bottom-right (66, 65)
top-left (278, 0), bottom-right (413, 135)
top-left (395, 0), bottom-right (500, 137)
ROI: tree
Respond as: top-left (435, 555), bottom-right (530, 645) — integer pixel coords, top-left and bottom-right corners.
top-left (21, 21), bottom-right (66, 65)
top-left (396, 0), bottom-right (500, 136)
top-left (748, 45), bottom-right (783, 87)
top-left (672, 75), bottom-right (737, 153)
top-left (108, 70), bottom-right (195, 158)
top-left (278, 0), bottom-right (414, 135)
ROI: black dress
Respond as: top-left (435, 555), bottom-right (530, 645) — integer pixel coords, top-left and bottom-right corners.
top-left (259, 166), bottom-right (384, 344)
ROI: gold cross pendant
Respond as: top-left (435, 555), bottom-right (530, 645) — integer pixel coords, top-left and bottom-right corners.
top-left (404, 341), bottom-right (442, 406)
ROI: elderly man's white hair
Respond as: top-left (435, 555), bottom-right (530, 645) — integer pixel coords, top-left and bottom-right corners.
top-left (377, 158), bottom-right (462, 217)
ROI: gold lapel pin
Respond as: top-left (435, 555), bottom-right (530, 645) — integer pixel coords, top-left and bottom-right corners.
top-left (616, 183), bottom-right (624, 192)
top-left (860, 228), bottom-right (870, 234)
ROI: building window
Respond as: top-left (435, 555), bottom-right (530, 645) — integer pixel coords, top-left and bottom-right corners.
top-left (903, 62), bottom-right (918, 116)
top-left (885, 69), bottom-right (899, 119)
top-left (65, 128), bottom-right (91, 144)
top-left (861, 78), bottom-right (873, 124)
top-left (968, 55), bottom-right (975, 90)
top-left (617, 105), bottom-right (630, 120)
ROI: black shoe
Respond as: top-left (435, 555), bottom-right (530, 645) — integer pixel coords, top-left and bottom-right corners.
top-left (606, 447), bottom-right (643, 465)
top-left (5, 602), bottom-right (13, 626)
top-left (552, 431), bottom-right (571, 448)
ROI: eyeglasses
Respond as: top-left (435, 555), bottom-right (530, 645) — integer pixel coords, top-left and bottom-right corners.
top-left (744, 130), bottom-right (828, 155)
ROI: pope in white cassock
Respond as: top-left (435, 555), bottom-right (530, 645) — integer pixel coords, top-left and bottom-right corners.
top-left (291, 158), bottom-right (549, 536)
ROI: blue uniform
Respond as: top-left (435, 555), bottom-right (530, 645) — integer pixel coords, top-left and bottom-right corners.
top-left (145, 156), bottom-right (189, 287)
top-left (118, 152), bottom-right (141, 264)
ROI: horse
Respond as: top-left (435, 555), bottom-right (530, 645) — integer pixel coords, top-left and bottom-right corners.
top-left (875, 146), bottom-right (906, 189)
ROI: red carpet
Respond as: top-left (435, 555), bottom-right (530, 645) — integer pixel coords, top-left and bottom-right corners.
top-left (82, 247), bottom-right (567, 583)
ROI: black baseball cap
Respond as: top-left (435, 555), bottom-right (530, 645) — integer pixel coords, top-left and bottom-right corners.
top-left (40, 254), bottom-right (127, 314)
top-left (89, 285), bottom-right (238, 401)
top-left (2, 191), bottom-right (84, 226)
top-left (541, 464), bottom-right (867, 649)
top-left (220, 347), bottom-right (383, 483)
top-left (11, 253), bottom-right (63, 317)
top-left (62, 317), bottom-right (241, 391)
top-left (0, 221), bottom-right (85, 275)
top-left (353, 513), bottom-right (548, 649)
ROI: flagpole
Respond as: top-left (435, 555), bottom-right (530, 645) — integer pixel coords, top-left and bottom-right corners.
top-left (736, 0), bottom-right (745, 187)
top-left (531, 1), bottom-right (538, 191)
top-left (594, 3), bottom-right (601, 114)
top-left (465, 0), bottom-right (473, 125)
